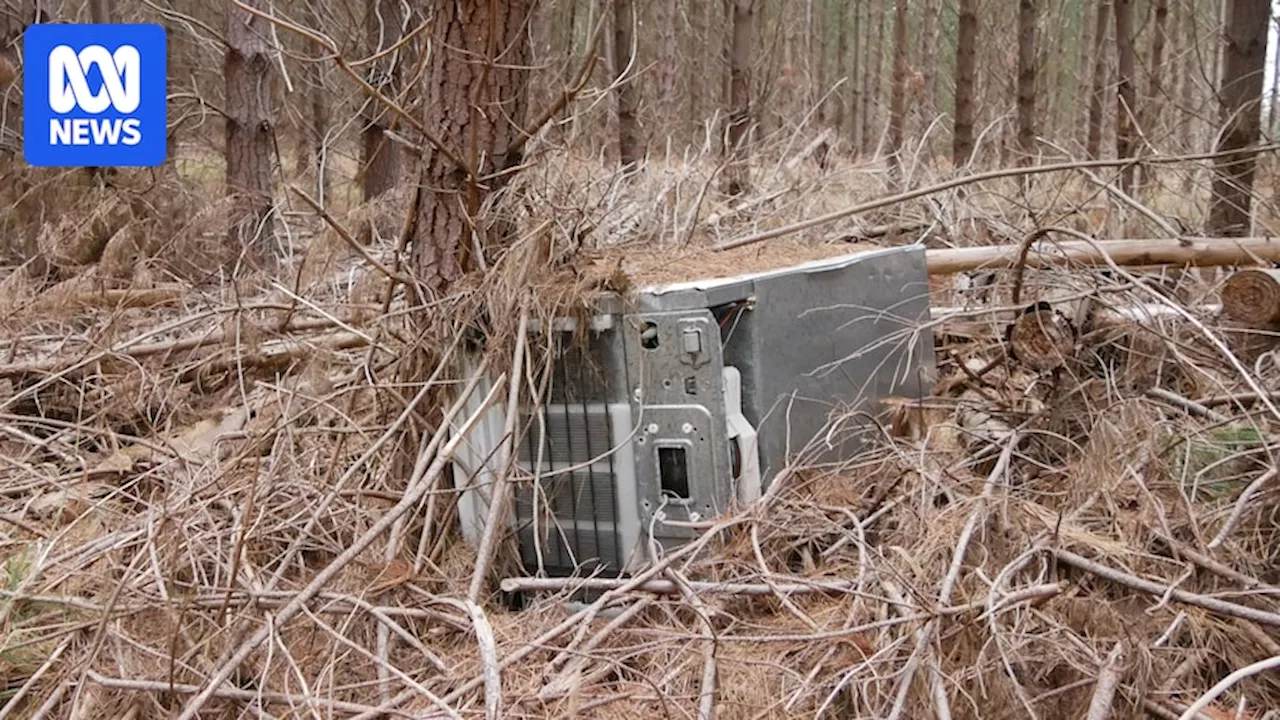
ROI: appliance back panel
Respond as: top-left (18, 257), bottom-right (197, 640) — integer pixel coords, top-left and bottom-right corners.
top-left (456, 245), bottom-right (935, 586)
top-left (717, 246), bottom-right (934, 477)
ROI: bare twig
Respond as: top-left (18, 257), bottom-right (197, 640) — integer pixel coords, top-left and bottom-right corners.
top-left (88, 671), bottom-right (409, 717)
top-left (1086, 642), bottom-right (1125, 720)
top-left (468, 309), bottom-right (528, 603)
top-left (1053, 549), bottom-right (1280, 627)
top-left (714, 146), bottom-right (1280, 250)
top-left (1208, 466), bottom-right (1279, 549)
top-left (175, 370), bottom-right (506, 720)
top-left (1177, 655), bottom-right (1280, 720)
top-left (498, 576), bottom-right (859, 596)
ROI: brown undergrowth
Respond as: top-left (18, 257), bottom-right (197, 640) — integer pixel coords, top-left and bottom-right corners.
top-left (0, 143), bottom-right (1278, 718)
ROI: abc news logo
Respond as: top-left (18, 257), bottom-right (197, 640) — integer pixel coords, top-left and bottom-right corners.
top-left (24, 24), bottom-right (167, 167)
top-left (48, 44), bottom-right (144, 146)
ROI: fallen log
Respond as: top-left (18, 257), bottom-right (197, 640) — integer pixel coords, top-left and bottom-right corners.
top-left (926, 237), bottom-right (1280, 276)
top-left (1220, 268), bottom-right (1280, 326)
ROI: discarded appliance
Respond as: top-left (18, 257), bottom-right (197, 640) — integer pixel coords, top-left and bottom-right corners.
top-left (450, 244), bottom-right (935, 585)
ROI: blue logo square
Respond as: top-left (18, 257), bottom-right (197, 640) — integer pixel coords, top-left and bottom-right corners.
top-left (23, 24), bottom-right (167, 168)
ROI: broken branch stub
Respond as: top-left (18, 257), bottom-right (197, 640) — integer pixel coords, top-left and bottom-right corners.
top-left (1007, 302), bottom-right (1076, 371)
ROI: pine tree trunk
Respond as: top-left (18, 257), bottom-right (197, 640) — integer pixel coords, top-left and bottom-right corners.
top-left (298, 0), bottom-right (329, 206)
top-left (552, 0), bottom-right (577, 137)
top-left (225, 0), bottom-right (277, 267)
top-left (1112, 0), bottom-right (1136, 192)
top-left (1085, 0), bottom-right (1111, 159)
top-left (412, 0), bottom-right (532, 294)
top-left (833, 0), bottom-right (849, 137)
top-left (613, 0), bottom-right (642, 173)
top-left (654, 0), bottom-right (678, 139)
top-left (849, 0), bottom-right (863, 150)
top-left (1146, 0), bottom-right (1169, 126)
top-left (0, 2), bottom-right (23, 246)
top-left (1075, 0), bottom-right (1095, 139)
top-left (88, 0), bottom-right (109, 23)
top-left (1135, 0), bottom-right (1168, 189)
top-left (362, 0), bottom-right (403, 202)
top-left (1269, 9), bottom-right (1280, 135)
top-left (1207, 0), bottom-right (1270, 237)
top-left (866, 0), bottom-right (885, 155)
top-left (887, 0), bottom-right (909, 180)
top-left (812, 0), bottom-right (828, 124)
top-left (685, 0), bottom-right (703, 139)
top-left (953, 0), bottom-right (978, 166)
top-left (916, 0), bottom-right (940, 120)
top-left (724, 0), bottom-right (753, 196)
top-left (1015, 0), bottom-right (1038, 163)
top-left (0, 3), bottom-right (21, 162)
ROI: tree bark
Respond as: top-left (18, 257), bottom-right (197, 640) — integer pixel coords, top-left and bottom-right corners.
top-left (1085, 0), bottom-right (1110, 159)
top-left (849, 0), bottom-right (863, 150)
top-left (1178, 0), bottom-right (1198, 154)
top-left (1271, 9), bottom-right (1280, 135)
top-left (225, 0), bottom-right (277, 268)
top-left (887, 0), bottom-right (909, 181)
top-left (88, 0), bottom-right (109, 23)
top-left (811, 0), bottom-right (828, 124)
top-left (1207, 0), bottom-right (1270, 237)
top-left (1135, 0), bottom-right (1169, 189)
top-left (412, 0), bottom-right (532, 295)
top-left (952, 0), bottom-right (978, 167)
top-left (1015, 0), bottom-right (1038, 164)
top-left (916, 0), bottom-right (940, 120)
top-left (654, 0), bottom-right (678, 138)
top-left (865, 0), bottom-right (885, 155)
top-left (297, 0), bottom-right (329, 206)
top-left (723, 0), bottom-right (753, 196)
top-left (833, 1), bottom-right (849, 136)
top-left (0, 2), bottom-right (21, 159)
top-left (1112, 0), bottom-right (1136, 192)
top-left (362, 0), bottom-right (404, 202)
top-left (1146, 0), bottom-right (1169, 125)
top-left (0, 2), bottom-right (22, 251)
top-left (613, 0), bottom-right (642, 174)
top-left (684, 0), bottom-right (703, 138)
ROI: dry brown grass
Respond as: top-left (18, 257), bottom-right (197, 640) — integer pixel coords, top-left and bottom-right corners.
top-left (1, 137), bottom-right (1279, 719)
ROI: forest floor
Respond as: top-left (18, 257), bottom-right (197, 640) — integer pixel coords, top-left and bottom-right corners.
top-left (1, 144), bottom-right (1279, 718)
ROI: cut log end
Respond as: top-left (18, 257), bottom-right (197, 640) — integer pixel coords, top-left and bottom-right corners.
top-left (1221, 268), bottom-right (1280, 327)
top-left (1007, 304), bottom-right (1075, 371)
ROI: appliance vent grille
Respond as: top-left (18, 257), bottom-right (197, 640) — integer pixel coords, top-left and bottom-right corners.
top-left (513, 344), bottom-right (624, 577)
top-left (518, 408), bottom-right (613, 467)
top-left (514, 470), bottom-right (618, 524)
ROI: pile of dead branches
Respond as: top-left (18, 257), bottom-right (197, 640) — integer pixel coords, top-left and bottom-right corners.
top-left (1, 152), bottom-right (1279, 719)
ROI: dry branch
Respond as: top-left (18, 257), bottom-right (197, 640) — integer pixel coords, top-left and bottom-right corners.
top-left (1053, 549), bottom-right (1280, 627)
top-left (87, 672), bottom-right (402, 717)
top-left (498, 576), bottom-right (859, 596)
top-left (1177, 655), bottom-right (1280, 720)
top-left (927, 237), bottom-right (1280, 276)
top-left (1086, 642), bottom-right (1125, 720)
top-left (715, 146), bottom-right (1280, 250)
top-left (0, 317), bottom-right (372, 379)
top-left (174, 370), bottom-right (506, 720)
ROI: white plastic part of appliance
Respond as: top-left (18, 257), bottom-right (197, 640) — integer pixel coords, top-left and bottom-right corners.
top-left (451, 358), bottom-right (505, 548)
top-left (722, 366), bottom-right (761, 505)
